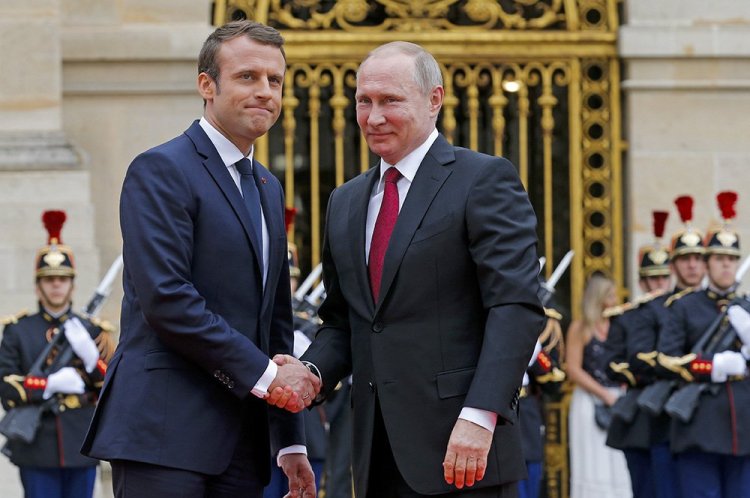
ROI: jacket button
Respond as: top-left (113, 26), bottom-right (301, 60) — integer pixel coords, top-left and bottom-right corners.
top-left (368, 382), bottom-right (376, 393)
top-left (372, 322), bottom-right (383, 333)
top-left (214, 370), bottom-right (221, 378)
top-left (227, 381), bottom-right (235, 389)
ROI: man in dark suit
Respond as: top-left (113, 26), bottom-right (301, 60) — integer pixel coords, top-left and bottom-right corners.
top-left (280, 41), bottom-right (545, 498)
top-left (81, 21), bottom-right (319, 498)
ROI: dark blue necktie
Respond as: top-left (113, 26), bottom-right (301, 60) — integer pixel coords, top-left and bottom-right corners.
top-left (235, 158), bottom-right (264, 269)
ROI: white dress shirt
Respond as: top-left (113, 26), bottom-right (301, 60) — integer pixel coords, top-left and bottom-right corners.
top-left (199, 118), bottom-right (305, 460)
top-left (364, 128), bottom-right (498, 434)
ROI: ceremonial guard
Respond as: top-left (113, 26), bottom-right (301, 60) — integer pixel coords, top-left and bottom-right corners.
top-left (518, 307), bottom-right (566, 498)
top-left (0, 210), bottom-right (115, 498)
top-left (656, 192), bottom-right (750, 498)
top-left (605, 210), bottom-right (681, 498)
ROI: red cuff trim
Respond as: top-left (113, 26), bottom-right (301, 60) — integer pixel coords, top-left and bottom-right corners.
top-left (96, 359), bottom-right (107, 376)
top-left (536, 351), bottom-right (552, 372)
top-left (689, 358), bottom-right (712, 373)
top-left (24, 376), bottom-right (47, 390)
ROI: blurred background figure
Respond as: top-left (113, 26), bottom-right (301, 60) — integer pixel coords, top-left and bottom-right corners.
top-left (566, 274), bottom-right (631, 498)
top-left (518, 307), bottom-right (566, 498)
top-left (0, 211), bottom-right (115, 498)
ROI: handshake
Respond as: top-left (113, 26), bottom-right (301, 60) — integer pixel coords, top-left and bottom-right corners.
top-left (264, 354), bottom-right (321, 413)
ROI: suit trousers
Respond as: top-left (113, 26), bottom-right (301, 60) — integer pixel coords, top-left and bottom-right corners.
top-left (112, 424), bottom-right (264, 498)
top-left (367, 398), bottom-right (517, 498)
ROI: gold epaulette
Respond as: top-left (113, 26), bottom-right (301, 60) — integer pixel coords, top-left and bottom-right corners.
top-left (636, 351), bottom-right (658, 367)
top-left (0, 309), bottom-right (29, 326)
top-left (657, 352), bottom-right (696, 382)
top-left (536, 366), bottom-right (566, 384)
top-left (544, 307), bottom-right (563, 320)
top-left (634, 288), bottom-right (669, 306)
top-left (609, 361), bottom-right (637, 387)
top-left (89, 316), bottom-right (115, 333)
top-left (664, 287), bottom-right (698, 308)
top-left (603, 302), bottom-right (635, 318)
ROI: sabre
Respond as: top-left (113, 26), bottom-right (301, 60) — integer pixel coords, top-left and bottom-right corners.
top-left (542, 250), bottom-right (574, 295)
top-left (82, 254), bottom-right (124, 317)
top-left (735, 254), bottom-right (750, 285)
top-left (293, 263), bottom-right (323, 303)
top-left (307, 281), bottom-right (326, 306)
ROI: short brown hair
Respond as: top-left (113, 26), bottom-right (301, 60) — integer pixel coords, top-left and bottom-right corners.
top-left (198, 21), bottom-right (285, 87)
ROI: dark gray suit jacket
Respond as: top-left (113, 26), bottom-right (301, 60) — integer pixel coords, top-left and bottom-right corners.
top-left (302, 134), bottom-right (545, 495)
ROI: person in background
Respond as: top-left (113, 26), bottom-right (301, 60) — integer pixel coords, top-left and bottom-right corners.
top-left (0, 210), bottom-right (114, 498)
top-left (605, 210), bottom-right (681, 498)
top-left (518, 307), bottom-right (566, 498)
top-left (656, 191), bottom-right (750, 498)
top-left (566, 274), bottom-right (631, 498)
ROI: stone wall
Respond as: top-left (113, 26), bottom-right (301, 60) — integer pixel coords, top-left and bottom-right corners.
top-left (620, 0), bottom-right (750, 289)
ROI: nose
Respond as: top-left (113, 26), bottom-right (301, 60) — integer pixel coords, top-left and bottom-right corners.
top-left (255, 78), bottom-right (273, 100)
top-left (367, 104), bottom-right (386, 126)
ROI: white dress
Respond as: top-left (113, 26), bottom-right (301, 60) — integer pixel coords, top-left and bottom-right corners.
top-left (569, 337), bottom-right (632, 498)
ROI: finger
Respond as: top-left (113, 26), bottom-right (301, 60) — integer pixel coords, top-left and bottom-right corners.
top-left (465, 455), bottom-right (477, 487)
top-left (274, 386), bottom-right (294, 408)
top-left (443, 450), bottom-right (456, 485)
top-left (476, 456), bottom-right (487, 481)
top-left (266, 386), bottom-right (284, 403)
top-left (454, 454), bottom-right (467, 489)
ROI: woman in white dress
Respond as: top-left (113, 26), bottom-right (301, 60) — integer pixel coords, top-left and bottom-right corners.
top-left (567, 275), bottom-right (631, 498)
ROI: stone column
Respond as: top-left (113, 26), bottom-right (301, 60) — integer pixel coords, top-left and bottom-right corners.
top-left (0, 0), bottom-right (98, 313)
top-left (620, 0), bottom-right (750, 288)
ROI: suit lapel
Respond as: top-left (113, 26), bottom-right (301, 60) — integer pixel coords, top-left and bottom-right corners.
top-left (184, 122), bottom-right (264, 281)
top-left (349, 167), bottom-right (380, 315)
top-left (375, 137), bottom-right (454, 313)
top-left (254, 160), bottom-right (281, 304)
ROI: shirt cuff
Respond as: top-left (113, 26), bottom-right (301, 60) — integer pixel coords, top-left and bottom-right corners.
top-left (459, 407), bottom-right (497, 434)
top-left (276, 445), bottom-right (307, 467)
top-left (250, 360), bottom-right (278, 398)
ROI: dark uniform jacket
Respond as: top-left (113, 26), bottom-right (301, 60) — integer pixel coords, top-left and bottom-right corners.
top-left (0, 307), bottom-right (108, 468)
top-left (657, 289), bottom-right (750, 455)
top-left (605, 291), bottom-right (673, 450)
top-left (519, 343), bottom-right (565, 462)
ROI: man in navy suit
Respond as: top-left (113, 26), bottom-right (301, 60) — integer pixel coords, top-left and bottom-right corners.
top-left (274, 42), bottom-right (545, 498)
top-left (81, 21), bottom-right (319, 498)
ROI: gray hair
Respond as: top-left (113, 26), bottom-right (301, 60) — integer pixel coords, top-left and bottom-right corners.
top-left (359, 41), bottom-right (443, 94)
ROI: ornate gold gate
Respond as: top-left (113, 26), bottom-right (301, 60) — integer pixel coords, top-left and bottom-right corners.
top-left (215, 2), bottom-right (623, 497)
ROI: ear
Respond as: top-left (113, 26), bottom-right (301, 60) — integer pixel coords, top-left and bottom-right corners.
top-left (429, 85), bottom-right (444, 117)
top-left (198, 72), bottom-right (216, 102)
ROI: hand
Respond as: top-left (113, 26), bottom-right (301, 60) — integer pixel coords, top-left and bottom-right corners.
top-left (64, 317), bottom-right (99, 373)
top-left (278, 453), bottom-right (316, 498)
top-left (267, 355), bottom-right (321, 413)
top-left (728, 305), bottom-right (750, 346)
top-left (43, 367), bottom-right (85, 399)
top-left (711, 350), bottom-right (748, 383)
top-left (442, 419), bottom-right (492, 489)
top-left (602, 390), bottom-right (619, 407)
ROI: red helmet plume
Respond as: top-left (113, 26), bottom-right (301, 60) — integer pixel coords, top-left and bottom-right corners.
top-left (42, 210), bottom-right (66, 244)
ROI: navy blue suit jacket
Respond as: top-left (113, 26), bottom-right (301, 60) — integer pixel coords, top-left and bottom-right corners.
top-left (82, 121), bottom-right (303, 478)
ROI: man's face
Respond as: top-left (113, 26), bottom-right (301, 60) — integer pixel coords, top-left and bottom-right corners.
top-left (642, 275), bottom-right (672, 293)
top-left (670, 253), bottom-right (706, 288)
top-left (355, 54), bottom-right (443, 165)
top-left (36, 276), bottom-right (74, 313)
top-left (706, 254), bottom-right (739, 290)
top-left (199, 37), bottom-right (285, 154)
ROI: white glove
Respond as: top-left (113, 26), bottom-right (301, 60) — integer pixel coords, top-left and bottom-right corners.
top-left (710, 351), bottom-right (748, 383)
top-left (728, 305), bottom-right (750, 347)
top-left (43, 367), bottom-right (85, 400)
top-left (64, 317), bottom-right (99, 373)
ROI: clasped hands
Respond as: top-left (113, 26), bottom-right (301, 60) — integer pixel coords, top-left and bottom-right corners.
top-left (264, 354), bottom-right (321, 413)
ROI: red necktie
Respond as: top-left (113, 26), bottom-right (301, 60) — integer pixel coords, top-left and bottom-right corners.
top-left (369, 167), bottom-right (402, 303)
